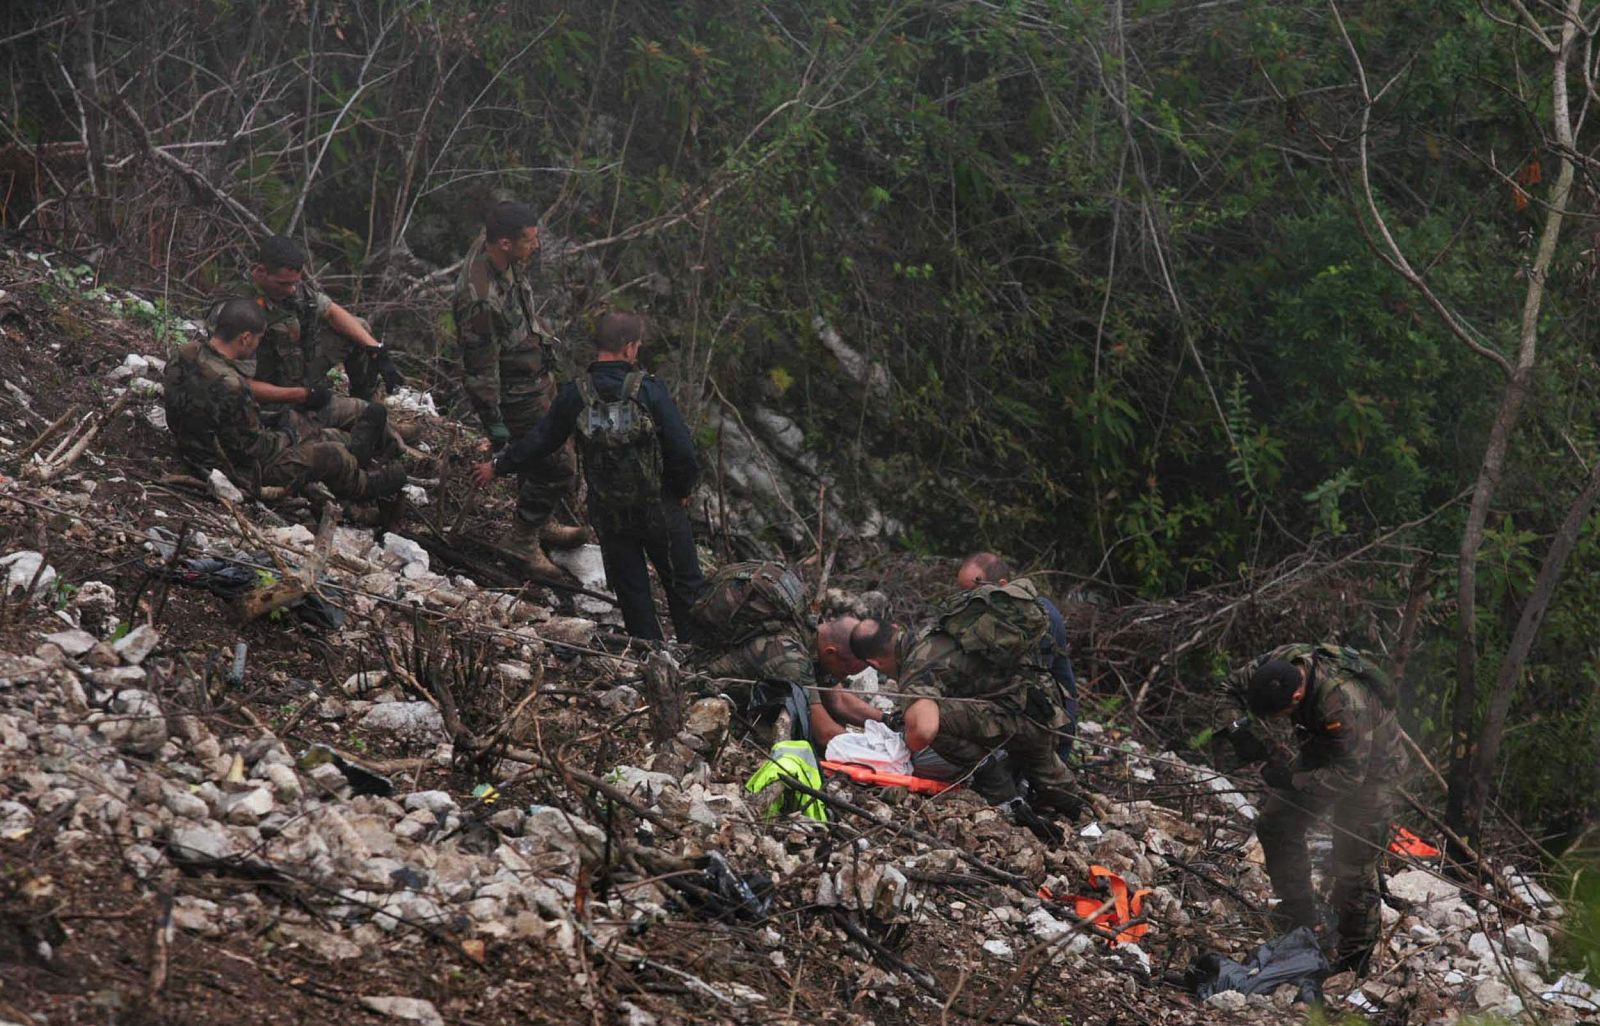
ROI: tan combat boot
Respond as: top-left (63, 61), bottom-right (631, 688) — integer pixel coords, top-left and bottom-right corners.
top-left (501, 519), bottom-right (564, 580)
top-left (539, 522), bottom-right (590, 549)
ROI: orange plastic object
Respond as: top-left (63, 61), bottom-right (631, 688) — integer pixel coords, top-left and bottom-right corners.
top-left (1390, 824), bottom-right (1441, 859)
top-left (1040, 864), bottom-right (1152, 945)
top-left (818, 760), bottom-right (955, 795)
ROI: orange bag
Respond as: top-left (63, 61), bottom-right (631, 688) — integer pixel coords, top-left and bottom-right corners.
top-left (1040, 865), bottom-right (1151, 946)
top-left (819, 759), bottom-right (955, 796)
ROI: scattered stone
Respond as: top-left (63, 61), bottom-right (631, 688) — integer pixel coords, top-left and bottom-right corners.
top-left (598, 684), bottom-right (640, 712)
top-left (70, 580), bottom-right (118, 634)
top-left (278, 923), bottom-right (364, 962)
top-left (981, 938), bottom-right (1014, 959)
top-left (382, 533), bottom-right (429, 571)
top-left (1205, 991), bottom-right (1248, 1012)
top-left (40, 629), bottom-right (95, 657)
top-left (208, 468), bottom-right (245, 503)
top-left (1387, 868), bottom-right (1460, 905)
top-left (359, 996), bottom-right (445, 1026)
top-left (100, 689), bottom-right (168, 756)
top-left (0, 551), bottom-right (56, 599)
top-left (1505, 923), bottom-right (1551, 968)
top-left (168, 821), bottom-right (238, 862)
top-left (0, 800), bottom-right (34, 839)
top-left (113, 625), bottom-right (161, 665)
top-left (681, 697), bottom-right (730, 750)
top-left (403, 791), bottom-right (457, 816)
top-left (359, 702), bottom-right (444, 740)
top-left (221, 787), bottom-right (275, 825)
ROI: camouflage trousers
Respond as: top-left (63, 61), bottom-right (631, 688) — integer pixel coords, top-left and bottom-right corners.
top-left (1256, 781), bottom-right (1394, 962)
top-left (504, 382), bottom-right (576, 528)
top-left (929, 690), bottom-right (1078, 815)
top-left (258, 423), bottom-right (393, 501)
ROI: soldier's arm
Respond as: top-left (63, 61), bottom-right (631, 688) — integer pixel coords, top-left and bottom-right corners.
top-left (1289, 684), bottom-right (1375, 800)
top-left (645, 379), bottom-right (700, 499)
top-left (819, 685), bottom-right (883, 728)
top-left (458, 299), bottom-right (507, 434)
top-left (493, 382), bottom-right (580, 475)
top-left (324, 299), bottom-right (381, 349)
top-left (246, 379), bottom-right (310, 406)
top-left (902, 699), bottom-right (940, 752)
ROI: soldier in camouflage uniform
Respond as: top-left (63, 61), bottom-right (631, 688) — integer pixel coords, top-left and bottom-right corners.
top-left (696, 614), bottom-right (886, 750)
top-left (452, 200), bottom-right (581, 578)
top-left (163, 298), bottom-right (406, 502)
top-left (850, 618), bottom-right (1081, 817)
top-left (221, 235), bottom-right (404, 412)
top-left (1232, 642), bottom-right (1405, 974)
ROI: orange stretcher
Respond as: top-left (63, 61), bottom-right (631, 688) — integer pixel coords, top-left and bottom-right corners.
top-left (819, 760), bottom-right (956, 795)
top-left (1040, 864), bottom-right (1152, 946)
top-left (1390, 824), bottom-right (1441, 859)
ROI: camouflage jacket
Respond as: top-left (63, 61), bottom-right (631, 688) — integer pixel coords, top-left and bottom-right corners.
top-left (895, 625), bottom-right (1031, 709)
top-left (451, 235), bottom-right (552, 433)
top-left (208, 281), bottom-right (332, 392)
top-left (1229, 642), bottom-right (1403, 801)
top-left (699, 624), bottom-right (820, 701)
top-left (162, 340), bottom-right (287, 473)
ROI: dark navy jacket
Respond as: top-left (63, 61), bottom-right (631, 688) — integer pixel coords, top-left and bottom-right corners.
top-left (1038, 595), bottom-right (1079, 728)
top-left (494, 360), bottom-right (699, 500)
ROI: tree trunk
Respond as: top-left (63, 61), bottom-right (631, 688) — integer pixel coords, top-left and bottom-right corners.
top-left (642, 649), bottom-right (685, 747)
top-left (1470, 452), bottom-right (1600, 815)
top-left (1444, 0), bottom-right (1580, 848)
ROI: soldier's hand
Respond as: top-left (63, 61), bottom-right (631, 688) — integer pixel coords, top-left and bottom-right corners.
top-left (301, 385), bottom-right (332, 411)
top-left (373, 347), bottom-right (405, 391)
top-left (881, 709), bottom-right (906, 734)
top-left (1262, 760), bottom-right (1295, 790)
top-left (470, 461), bottom-right (497, 487)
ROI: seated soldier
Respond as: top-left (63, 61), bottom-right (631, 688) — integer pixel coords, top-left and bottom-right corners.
top-left (688, 561), bottom-right (884, 750)
top-left (208, 236), bottom-right (408, 450)
top-left (849, 616), bottom-right (1081, 822)
top-left (164, 298), bottom-right (406, 502)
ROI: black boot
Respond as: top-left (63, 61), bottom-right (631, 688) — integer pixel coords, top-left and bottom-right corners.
top-left (348, 403), bottom-right (390, 467)
top-left (359, 461), bottom-right (407, 500)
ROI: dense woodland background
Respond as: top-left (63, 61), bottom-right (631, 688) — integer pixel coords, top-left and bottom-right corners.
top-left (5, 0), bottom-right (1600, 871)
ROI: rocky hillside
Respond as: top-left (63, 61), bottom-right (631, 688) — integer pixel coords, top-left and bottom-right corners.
top-left (0, 249), bottom-right (1590, 1025)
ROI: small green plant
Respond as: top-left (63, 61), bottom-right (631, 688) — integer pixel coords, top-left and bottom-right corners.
top-left (347, 735), bottom-right (368, 754)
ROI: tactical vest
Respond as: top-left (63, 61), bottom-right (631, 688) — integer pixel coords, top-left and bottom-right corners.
top-left (1310, 643), bottom-right (1397, 709)
top-left (690, 561), bottom-right (807, 647)
top-left (573, 371), bottom-right (662, 531)
top-left (937, 578), bottom-right (1052, 672)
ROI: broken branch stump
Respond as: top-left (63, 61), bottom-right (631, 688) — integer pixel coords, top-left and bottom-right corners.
top-left (642, 649), bottom-right (685, 746)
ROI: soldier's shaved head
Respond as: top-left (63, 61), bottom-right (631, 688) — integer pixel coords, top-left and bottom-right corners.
top-left (596, 312), bottom-right (648, 356)
top-left (212, 297), bottom-right (267, 342)
top-left (816, 616), bottom-right (866, 678)
top-left (957, 552), bottom-right (1014, 590)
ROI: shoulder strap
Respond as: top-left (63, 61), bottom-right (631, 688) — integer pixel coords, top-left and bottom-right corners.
top-left (576, 374), bottom-right (598, 405)
top-left (622, 370), bottom-right (646, 401)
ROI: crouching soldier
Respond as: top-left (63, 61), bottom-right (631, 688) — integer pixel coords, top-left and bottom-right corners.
top-left (164, 298), bottom-right (406, 502)
top-left (849, 584), bottom-right (1084, 836)
top-left (1230, 642), bottom-right (1405, 976)
top-left (685, 560), bottom-right (885, 750)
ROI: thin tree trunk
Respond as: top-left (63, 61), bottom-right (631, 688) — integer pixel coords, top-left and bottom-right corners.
top-left (1470, 451), bottom-right (1600, 817)
top-left (1444, 0), bottom-right (1580, 848)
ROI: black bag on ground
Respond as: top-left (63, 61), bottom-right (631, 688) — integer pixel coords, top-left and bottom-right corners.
top-left (1183, 926), bottom-right (1330, 1005)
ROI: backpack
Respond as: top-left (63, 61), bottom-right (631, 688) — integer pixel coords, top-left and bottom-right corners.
top-left (574, 371), bottom-right (662, 531)
top-left (938, 578), bottom-right (1052, 671)
top-left (1313, 643), bottom-right (1398, 709)
top-left (691, 561), bottom-right (807, 646)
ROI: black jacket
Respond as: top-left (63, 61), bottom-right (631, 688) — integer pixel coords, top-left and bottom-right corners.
top-left (494, 360), bottom-right (699, 499)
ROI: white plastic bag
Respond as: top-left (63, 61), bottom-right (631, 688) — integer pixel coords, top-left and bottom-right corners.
top-left (824, 719), bottom-right (913, 775)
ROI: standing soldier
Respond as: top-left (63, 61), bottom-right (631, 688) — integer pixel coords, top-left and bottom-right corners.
top-left (229, 235), bottom-right (404, 409)
top-left (453, 200), bottom-right (582, 578)
top-left (471, 312), bottom-right (698, 635)
top-left (1231, 642), bottom-right (1405, 976)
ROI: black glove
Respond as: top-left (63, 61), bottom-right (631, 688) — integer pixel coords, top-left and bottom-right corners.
top-left (1262, 760), bottom-right (1295, 790)
top-left (1223, 719), bottom-right (1271, 764)
top-left (881, 709), bottom-right (905, 733)
top-left (373, 347), bottom-right (405, 391)
top-left (1002, 797), bottom-right (1065, 846)
top-left (301, 385), bottom-right (332, 411)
